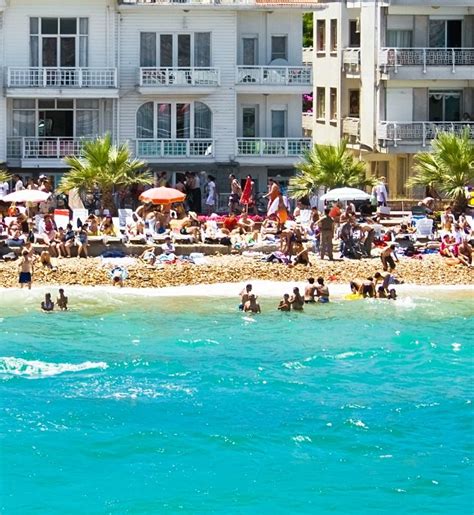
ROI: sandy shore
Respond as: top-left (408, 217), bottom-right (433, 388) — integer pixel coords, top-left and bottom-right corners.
top-left (0, 253), bottom-right (472, 289)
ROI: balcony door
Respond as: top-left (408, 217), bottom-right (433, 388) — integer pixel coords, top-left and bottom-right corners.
top-left (429, 91), bottom-right (462, 122)
top-left (429, 19), bottom-right (462, 48)
top-left (242, 106), bottom-right (258, 137)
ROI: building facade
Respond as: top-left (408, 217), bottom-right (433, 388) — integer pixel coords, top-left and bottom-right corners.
top-left (0, 0), bottom-right (314, 201)
top-left (310, 0), bottom-right (474, 198)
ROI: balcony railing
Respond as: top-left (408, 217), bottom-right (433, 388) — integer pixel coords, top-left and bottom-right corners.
top-left (342, 48), bottom-right (360, 74)
top-left (302, 112), bottom-right (313, 131)
top-left (139, 67), bottom-right (220, 87)
top-left (7, 67), bottom-right (117, 88)
top-left (236, 66), bottom-right (312, 86)
top-left (379, 48), bottom-right (474, 73)
top-left (377, 121), bottom-right (474, 147)
top-left (136, 139), bottom-right (214, 158)
top-left (7, 137), bottom-right (89, 159)
top-left (120, 0), bottom-right (322, 6)
top-left (236, 138), bottom-right (312, 157)
top-left (342, 117), bottom-right (360, 138)
top-left (302, 47), bottom-right (313, 64)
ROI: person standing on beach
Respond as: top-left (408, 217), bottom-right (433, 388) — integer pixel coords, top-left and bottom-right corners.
top-left (228, 174), bottom-right (242, 215)
top-left (304, 278), bottom-right (317, 303)
top-left (57, 289), bottom-right (68, 310)
top-left (205, 175), bottom-right (217, 215)
top-left (381, 244), bottom-right (399, 272)
top-left (318, 208), bottom-right (334, 261)
top-left (373, 177), bottom-right (388, 207)
top-left (18, 249), bottom-right (33, 289)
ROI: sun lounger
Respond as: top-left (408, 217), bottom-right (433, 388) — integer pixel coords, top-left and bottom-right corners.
top-left (415, 218), bottom-right (434, 239)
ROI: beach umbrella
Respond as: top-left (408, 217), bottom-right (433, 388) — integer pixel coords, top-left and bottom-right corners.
top-left (2, 189), bottom-right (51, 204)
top-left (320, 187), bottom-right (370, 202)
top-left (139, 186), bottom-right (186, 205)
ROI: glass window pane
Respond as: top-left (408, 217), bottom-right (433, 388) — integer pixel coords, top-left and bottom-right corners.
top-left (330, 88), bottom-right (337, 120)
top-left (30, 17), bottom-right (39, 35)
top-left (79, 36), bottom-right (88, 67)
top-left (160, 35), bottom-right (173, 67)
top-left (57, 100), bottom-right (74, 108)
top-left (194, 102), bottom-right (212, 138)
top-left (13, 99), bottom-right (35, 109)
top-left (243, 37), bottom-right (257, 65)
top-left (13, 110), bottom-right (35, 137)
top-left (194, 33), bottom-right (210, 67)
top-left (60, 18), bottom-right (77, 35)
top-left (349, 20), bottom-right (360, 47)
top-left (42, 18), bottom-right (58, 35)
top-left (271, 36), bottom-right (287, 61)
top-left (76, 99), bottom-right (98, 109)
top-left (39, 100), bottom-right (55, 108)
top-left (429, 20), bottom-right (445, 48)
top-left (316, 87), bottom-right (326, 118)
top-left (271, 110), bottom-right (286, 138)
top-left (79, 18), bottom-right (89, 35)
top-left (137, 102), bottom-right (155, 139)
top-left (178, 35), bottom-right (191, 67)
top-left (76, 110), bottom-right (99, 137)
top-left (242, 107), bottom-right (256, 137)
top-left (157, 103), bottom-right (171, 138)
top-left (140, 33), bottom-right (156, 67)
top-left (42, 38), bottom-right (57, 67)
top-left (176, 104), bottom-right (190, 138)
top-left (317, 20), bottom-right (326, 52)
top-left (330, 19), bottom-right (337, 51)
top-left (30, 36), bottom-right (39, 66)
top-left (60, 37), bottom-right (76, 67)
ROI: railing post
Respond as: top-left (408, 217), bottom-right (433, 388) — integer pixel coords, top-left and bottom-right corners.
top-left (285, 67), bottom-right (289, 85)
top-left (393, 124), bottom-right (398, 148)
top-left (43, 68), bottom-right (47, 87)
top-left (260, 139), bottom-right (264, 156)
top-left (78, 68), bottom-right (83, 87)
top-left (22, 137), bottom-right (26, 159)
top-left (284, 139), bottom-right (289, 156)
top-left (394, 49), bottom-right (399, 74)
top-left (186, 139), bottom-right (190, 157)
top-left (422, 123), bottom-right (426, 147)
top-left (423, 48), bottom-right (427, 74)
top-left (57, 138), bottom-right (60, 159)
top-left (139, 68), bottom-right (143, 87)
top-left (452, 48), bottom-right (456, 74)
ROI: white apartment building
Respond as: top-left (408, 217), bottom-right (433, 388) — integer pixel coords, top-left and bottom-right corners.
top-left (310, 0), bottom-right (474, 198)
top-left (0, 0), bottom-right (314, 197)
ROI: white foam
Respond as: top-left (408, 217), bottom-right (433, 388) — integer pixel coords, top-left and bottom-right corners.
top-left (0, 357), bottom-right (108, 379)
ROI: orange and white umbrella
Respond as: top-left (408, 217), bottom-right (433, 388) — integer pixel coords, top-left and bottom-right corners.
top-left (139, 187), bottom-right (186, 205)
top-left (2, 190), bottom-right (51, 203)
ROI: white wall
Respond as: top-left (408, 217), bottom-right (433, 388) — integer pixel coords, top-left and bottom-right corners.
top-left (0, 11), bottom-right (5, 162)
top-left (386, 88), bottom-right (413, 120)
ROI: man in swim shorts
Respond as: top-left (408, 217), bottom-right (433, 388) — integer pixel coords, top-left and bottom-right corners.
top-left (381, 244), bottom-right (399, 272)
top-left (316, 277), bottom-right (330, 303)
top-left (18, 249), bottom-right (33, 289)
top-left (304, 278), bottom-right (317, 303)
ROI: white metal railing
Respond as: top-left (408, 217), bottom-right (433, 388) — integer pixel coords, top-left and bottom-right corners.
top-left (121, 0), bottom-right (322, 6)
top-left (7, 67), bottom-right (117, 88)
top-left (136, 139), bottom-right (214, 158)
top-left (342, 48), bottom-right (360, 73)
top-left (7, 137), bottom-right (89, 159)
top-left (379, 48), bottom-right (474, 74)
top-left (236, 66), bottom-right (312, 86)
top-left (377, 121), bottom-right (474, 147)
top-left (302, 112), bottom-right (313, 131)
top-left (342, 117), bottom-right (360, 138)
top-left (236, 137), bottom-right (312, 157)
top-left (302, 47), bottom-right (313, 64)
top-left (139, 67), bottom-right (220, 87)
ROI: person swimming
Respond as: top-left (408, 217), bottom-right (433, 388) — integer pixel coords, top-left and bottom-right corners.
top-left (41, 293), bottom-right (54, 312)
top-left (290, 287), bottom-right (304, 311)
top-left (304, 278), bottom-right (316, 303)
top-left (278, 293), bottom-right (291, 311)
top-left (243, 293), bottom-right (261, 314)
top-left (316, 277), bottom-right (330, 303)
top-left (57, 289), bottom-right (68, 310)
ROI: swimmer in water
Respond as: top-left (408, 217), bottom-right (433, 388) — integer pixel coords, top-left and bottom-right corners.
top-left (316, 277), bottom-right (330, 303)
top-left (278, 293), bottom-right (291, 311)
top-left (290, 287), bottom-right (304, 311)
top-left (304, 278), bottom-right (317, 303)
top-left (239, 283), bottom-right (252, 310)
top-left (41, 293), bottom-right (54, 312)
top-left (57, 289), bottom-right (68, 310)
top-left (243, 293), bottom-right (261, 314)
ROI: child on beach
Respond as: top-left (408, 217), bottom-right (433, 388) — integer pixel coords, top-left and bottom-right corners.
top-left (18, 249), bottom-right (33, 289)
top-left (57, 289), bottom-right (68, 310)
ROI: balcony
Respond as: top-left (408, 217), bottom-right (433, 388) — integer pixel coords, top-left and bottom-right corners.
top-left (138, 67), bottom-right (220, 94)
top-left (6, 67), bottom-right (118, 98)
top-left (236, 66), bottom-right (312, 93)
top-left (136, 139), bottom-right (214, 160)
top-left (342, 48), bottom-right (360, 76)
top-left (302, 47), bottom-right (313, 65)
top-left (342, 117), bottom-right (360, 144)
top-left (379, 48), bottom-right (474, 80)
top-left (302, 112), bottom-right (313, 132)
top-left (236, 138), bottom-right (311, 160)
top-left (377, 121), bottom-right (474, 150)
top-left (119, 0), bottom-right (322, 9)
top-left (7, 137), bottom-right (89, 167)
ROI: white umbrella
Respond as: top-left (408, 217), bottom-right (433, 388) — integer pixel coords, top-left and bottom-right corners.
top-left (320, 187), bottom-right (370, 202)
top-left (2, 189), bottom-right (51, 203)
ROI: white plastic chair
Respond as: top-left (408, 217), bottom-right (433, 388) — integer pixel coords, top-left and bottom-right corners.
top-left (415, 218), bottom-right (434, 239)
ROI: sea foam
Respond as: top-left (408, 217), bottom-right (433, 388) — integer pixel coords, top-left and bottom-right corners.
top-left (0, 357), bottom-right (108, 379)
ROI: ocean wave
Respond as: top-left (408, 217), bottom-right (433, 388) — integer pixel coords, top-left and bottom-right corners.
top-left (0, 357), bottom-right (108, 379)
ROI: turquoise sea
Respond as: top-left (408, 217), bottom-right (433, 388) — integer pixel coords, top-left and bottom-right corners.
top-left (0, 286), bottom-right (473, 514)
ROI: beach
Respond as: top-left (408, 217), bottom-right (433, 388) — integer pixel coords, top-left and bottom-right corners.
top-left (0, 253), bottom-right (472, 289)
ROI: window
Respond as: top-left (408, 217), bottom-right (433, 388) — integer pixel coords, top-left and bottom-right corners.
top-left (316, 20), bottom-right (326, 53)
top-left (30, 17), bottom-right (88, 67)
top-left (387, 30), bottom-right (413, 47)
top-left (429, 19), bottom-right (462, 48)
top-left (330, 19), bottom-right (337, 53)
top-left (139, 32), bottom-right (211, 68)
top-left (349, 20), bottom-right (360, 47)
top-left (349, 90), bottom-right (360, 117)
top-left (271, 36), bottom-right (287, 61)
top-left (242, 107), bottom-right (257, 137)
top-left (429, 90), bottom-right (462, 122)
top-left (271, 109), bottom-right (286, 138)
top-left (242, 36), bottom-right (257, 65)
top-left (136, 101), bottom-right (212, 139)
top-left (316, 87), bottom-right (326, 120)
top-left (330, 88), bottom-right (337, 121)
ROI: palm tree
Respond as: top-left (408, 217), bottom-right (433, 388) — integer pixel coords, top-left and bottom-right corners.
top-left (58, 134), bottom-right (153, 214)
top-left (410, 129), bottom-right (474, 213)
top-left (288, 139), bottom-right (373, 200)
top-left (0, 169), bottom-right (12, 185)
